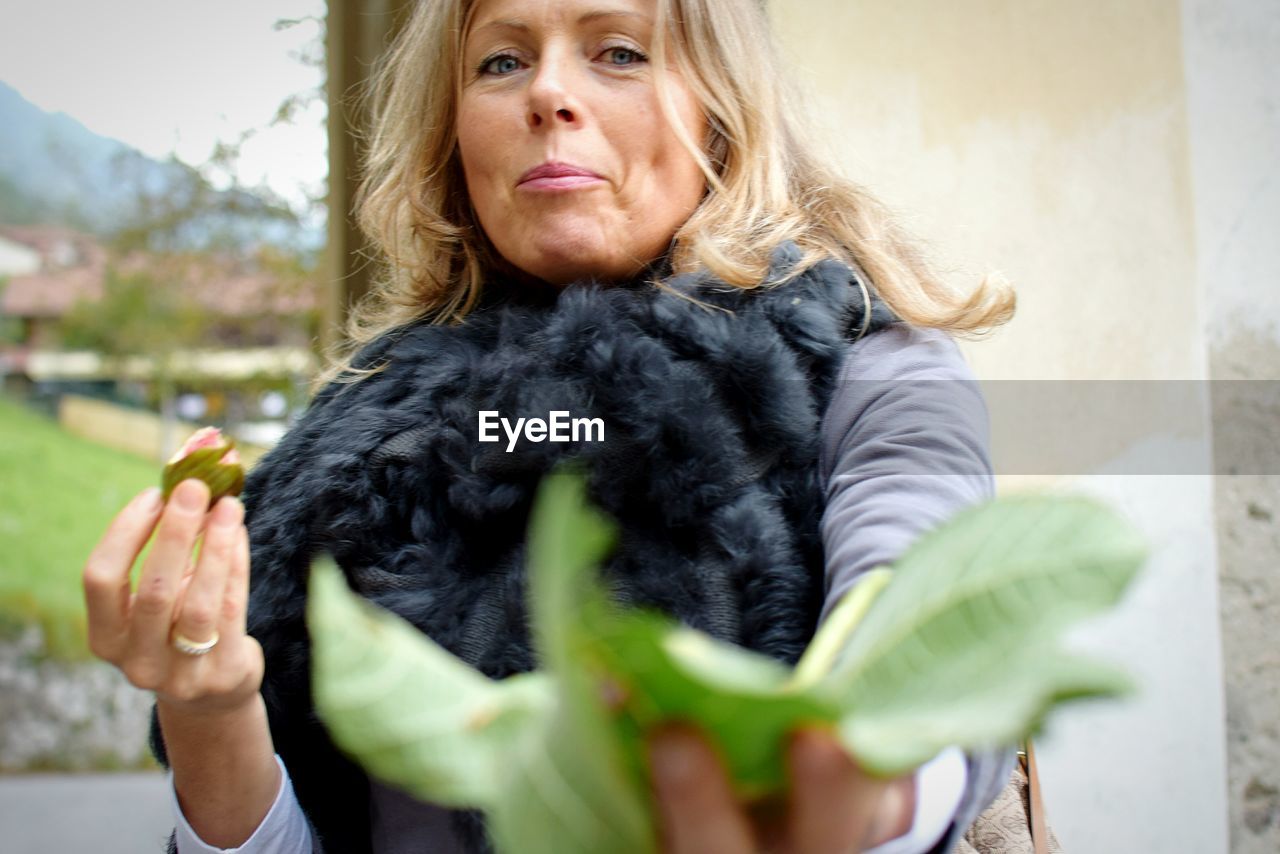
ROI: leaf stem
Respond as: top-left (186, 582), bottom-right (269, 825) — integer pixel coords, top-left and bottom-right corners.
top-left (788, 568), bottom-right (893, 690)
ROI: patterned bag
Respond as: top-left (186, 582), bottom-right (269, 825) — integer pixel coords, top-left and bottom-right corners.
top-left (955, 741), bottom-right (1063, 854)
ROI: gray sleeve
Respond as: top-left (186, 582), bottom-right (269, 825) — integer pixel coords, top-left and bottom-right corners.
top-left (817, 323), bottom-right (1016, 849)
top-left (818, 323), bottom-right (995, 625)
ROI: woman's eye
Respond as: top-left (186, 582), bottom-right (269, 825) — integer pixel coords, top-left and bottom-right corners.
top-left (601, 46), bottom-right (647, 67)
top-left (480, 54), bottom-right (522, 75)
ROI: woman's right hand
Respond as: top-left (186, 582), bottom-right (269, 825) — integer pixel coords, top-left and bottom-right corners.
top-left (83, 478), bottom-right (264, 717)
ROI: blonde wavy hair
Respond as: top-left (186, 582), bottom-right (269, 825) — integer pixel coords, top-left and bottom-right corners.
top-left (315, 0), bottom-right (1015, 391)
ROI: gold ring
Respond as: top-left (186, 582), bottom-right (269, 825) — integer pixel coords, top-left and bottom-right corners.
top-left (172, 629), bottom-right (219, 656)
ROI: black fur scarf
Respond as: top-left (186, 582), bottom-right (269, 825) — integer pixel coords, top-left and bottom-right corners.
top-left (152, 241), bottom-right (897, 852)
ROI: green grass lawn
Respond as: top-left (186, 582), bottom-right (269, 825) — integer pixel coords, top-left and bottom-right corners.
top-left (0, 394), bottom-right (158, 660)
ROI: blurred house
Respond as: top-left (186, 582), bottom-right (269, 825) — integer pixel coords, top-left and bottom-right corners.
top-left (0, 224), bottom-right (318, 398)
top-left (0, 225), bottom-right (105, 354)
top-left (0, 230), bottom-right (42, 276)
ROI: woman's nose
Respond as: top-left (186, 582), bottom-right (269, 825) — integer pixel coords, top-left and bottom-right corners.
top-left (526, 52), bottom-right (582, 130)
top-left (529, 105), bottom-right (576, 128)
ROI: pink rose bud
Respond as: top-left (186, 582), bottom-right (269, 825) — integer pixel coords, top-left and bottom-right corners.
top-left (162, 426), bottom-right (245, 509)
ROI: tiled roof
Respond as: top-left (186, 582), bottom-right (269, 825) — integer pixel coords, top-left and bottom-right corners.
top-left (0, 226), bottom-right (317, 319)
top-left (0, 226), bottom-right (106, 317)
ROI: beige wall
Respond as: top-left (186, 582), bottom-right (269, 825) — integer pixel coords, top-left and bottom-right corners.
top-left (773, 0), bottom-right (1202, 382)
top-left (771, 1), bottom-right (1229, 850)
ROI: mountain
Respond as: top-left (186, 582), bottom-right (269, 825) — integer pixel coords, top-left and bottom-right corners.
top-left (0, 80), bottom-right (134, 229)
top-left (0, 80), bottom-right (320, 250)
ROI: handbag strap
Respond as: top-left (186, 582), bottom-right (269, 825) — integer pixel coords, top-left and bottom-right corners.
top-left (1021, 739), bottom-right (1050, 854)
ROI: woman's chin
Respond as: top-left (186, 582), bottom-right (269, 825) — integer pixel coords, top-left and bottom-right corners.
top-left (514, 240), bottom-right (633, 286)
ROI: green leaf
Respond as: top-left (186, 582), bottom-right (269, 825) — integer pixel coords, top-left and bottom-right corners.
top-left (789, 567), bottom-right (893, 691)
top-left (839, 643), bottom-right (1132, 774)
top-left (825, 494), bottom-right (1147, 776)
top-left (591, 611), bottom-right (838, 802)
top-left (489, 464), bottom-right (655, 854)
top-left (524, 466), bottom-right (882, 813)
top-left (161, 442), bottom-right (245, 506)
top-left (309, 469), bottom-right (1148, 852)
top-left (307, 556), bottom-right (554, 809)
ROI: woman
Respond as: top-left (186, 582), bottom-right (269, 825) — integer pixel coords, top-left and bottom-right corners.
top-left (83, 0), bottom-right (1016, 851)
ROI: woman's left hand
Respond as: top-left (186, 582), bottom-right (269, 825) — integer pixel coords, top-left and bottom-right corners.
top-left (647, 722), bottom-right (915, 854)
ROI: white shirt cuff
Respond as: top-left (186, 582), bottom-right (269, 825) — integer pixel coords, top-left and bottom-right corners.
top-left (169, 754), bottom-right (315, 853)
top-left (864, 746), bottom-right (968, 854)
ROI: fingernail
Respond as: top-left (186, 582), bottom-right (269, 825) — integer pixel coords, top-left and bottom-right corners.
top-left (137, 487), bottom-right (163, 512)
top-left (792, 726), bottom-right (831, 759)
top-left (792, 726), bottom-right (854, 776)
top-left (649, 727), bottom-right (698, 787)
top-left (211, 496), bottom-right (242, 527)
top-left (865, 778), bottom-right (909, 845)
top-left (173, 480), bottom-right (208, 511)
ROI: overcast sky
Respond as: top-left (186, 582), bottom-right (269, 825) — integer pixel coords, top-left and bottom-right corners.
top-left (0, 0), bottom-right (327, 209)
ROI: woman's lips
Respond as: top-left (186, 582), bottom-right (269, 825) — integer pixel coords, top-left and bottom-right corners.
top-left (517, 161), bottom-right (605, 192)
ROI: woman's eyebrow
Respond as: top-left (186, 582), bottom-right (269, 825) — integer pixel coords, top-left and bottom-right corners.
top-left (579, 9), bottom-right (652, 25)
top-left (471, 10), bottom-right (652, 37)
top-left (471, 19), bottom-right (528, 36)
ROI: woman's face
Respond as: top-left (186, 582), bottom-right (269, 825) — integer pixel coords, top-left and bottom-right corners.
top-left (457, 0), bottom-right (709, 285)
